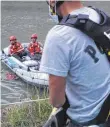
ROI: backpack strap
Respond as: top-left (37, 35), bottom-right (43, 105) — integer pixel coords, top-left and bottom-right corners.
top-left (59, 6), bottom-right (108, 32)
top-left (88, 6), bottom-right (109, 25)
top-left (96, 94), bottom-right (110, 124)
top-left (59, 13), bottom-right (102, 51)
top-left (59, 7), bottom-right (110, 58)
top-left (59, 14), bottom-right (89, 30)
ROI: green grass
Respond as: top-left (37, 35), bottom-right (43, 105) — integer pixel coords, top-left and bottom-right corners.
top-left (1, 99), bottom-right (52, 127)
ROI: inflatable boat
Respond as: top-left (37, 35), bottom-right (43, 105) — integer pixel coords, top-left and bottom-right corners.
top-left (1, 43), bottom-right (49, 87)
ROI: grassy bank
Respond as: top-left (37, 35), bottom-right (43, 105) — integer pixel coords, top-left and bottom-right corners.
top-left (1, 99), bottom-right (52, 127)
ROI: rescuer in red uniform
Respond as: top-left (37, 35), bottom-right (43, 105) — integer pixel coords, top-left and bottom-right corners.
top-left (28, 34), bottom-right (42, 60)
top-left (9, 36), bottom-right (27, 59)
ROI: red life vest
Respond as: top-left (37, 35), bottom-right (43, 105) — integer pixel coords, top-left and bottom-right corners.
top-left (9, 42), bottom-right (23, 55)
top-left (28, 42), bottom-right (42, 54)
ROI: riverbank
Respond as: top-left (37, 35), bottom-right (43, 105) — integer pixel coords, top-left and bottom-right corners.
top-left (1, 98), bottom-right (52, 127)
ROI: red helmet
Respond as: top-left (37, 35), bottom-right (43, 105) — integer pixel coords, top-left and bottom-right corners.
top-left (9, 36), bottom-right (17, 41)
top-left (31, 34), bottom-right (38, 39)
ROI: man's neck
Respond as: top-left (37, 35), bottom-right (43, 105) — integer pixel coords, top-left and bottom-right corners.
top-left (60, 1), bottom-right (84, 16)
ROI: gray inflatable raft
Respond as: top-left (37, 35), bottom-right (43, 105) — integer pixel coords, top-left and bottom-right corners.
top-left (1, 43), bottom-right (48, 87)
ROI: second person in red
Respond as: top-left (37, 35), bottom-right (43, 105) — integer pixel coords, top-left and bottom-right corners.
top-left (28, 34), bottom-right (42, 60)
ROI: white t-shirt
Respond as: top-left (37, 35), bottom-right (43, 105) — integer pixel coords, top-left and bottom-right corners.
top-left (40, 7), bottom-right (110, 123)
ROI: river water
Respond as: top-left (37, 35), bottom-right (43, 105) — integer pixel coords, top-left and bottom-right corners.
top-left (1, 1), bottom-right (110, 105)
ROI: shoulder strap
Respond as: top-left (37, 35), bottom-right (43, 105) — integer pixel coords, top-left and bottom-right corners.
top-left (59, 13), bottom-right (100, 39)
top-left (59, 6), bottom-right (109, 30)
top-left (96, 94), bottom-right (110, 124)
top-left (59, 7), bottom-right (110, 51)
top-left (59, 14), bottom-right (89, 30)
top-left (88, 6), bottom-right (109, 25)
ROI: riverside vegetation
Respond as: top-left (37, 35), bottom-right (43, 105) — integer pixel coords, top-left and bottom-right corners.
top-left (1, 87), bottom-right (52, 127)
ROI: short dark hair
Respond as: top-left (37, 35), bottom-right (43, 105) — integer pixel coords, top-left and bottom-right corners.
top-left (56, 1), bottom-right (64, 9)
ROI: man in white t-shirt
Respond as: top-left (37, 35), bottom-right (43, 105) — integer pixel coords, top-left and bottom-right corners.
top-left (40, 1), bottom-right (110, 126)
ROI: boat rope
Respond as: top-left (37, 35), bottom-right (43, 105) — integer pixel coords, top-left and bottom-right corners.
top-left (1, 79), bottom-right (21, 85)
top-left (1, 98), bottom-right (49, 106)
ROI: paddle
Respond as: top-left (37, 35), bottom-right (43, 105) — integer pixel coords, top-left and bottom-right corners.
top-left (1, 47), bottom-right (24, 59)
top-left (10, 47), bottom-right (24, 56)
top-left (0, 49), bottom-right (8, 60)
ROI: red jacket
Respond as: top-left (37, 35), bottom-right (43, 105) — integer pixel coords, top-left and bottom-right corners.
top-left (9, 42), bottom-right (24, 55)
top-left (28, 42), bottom-right (42, 54)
